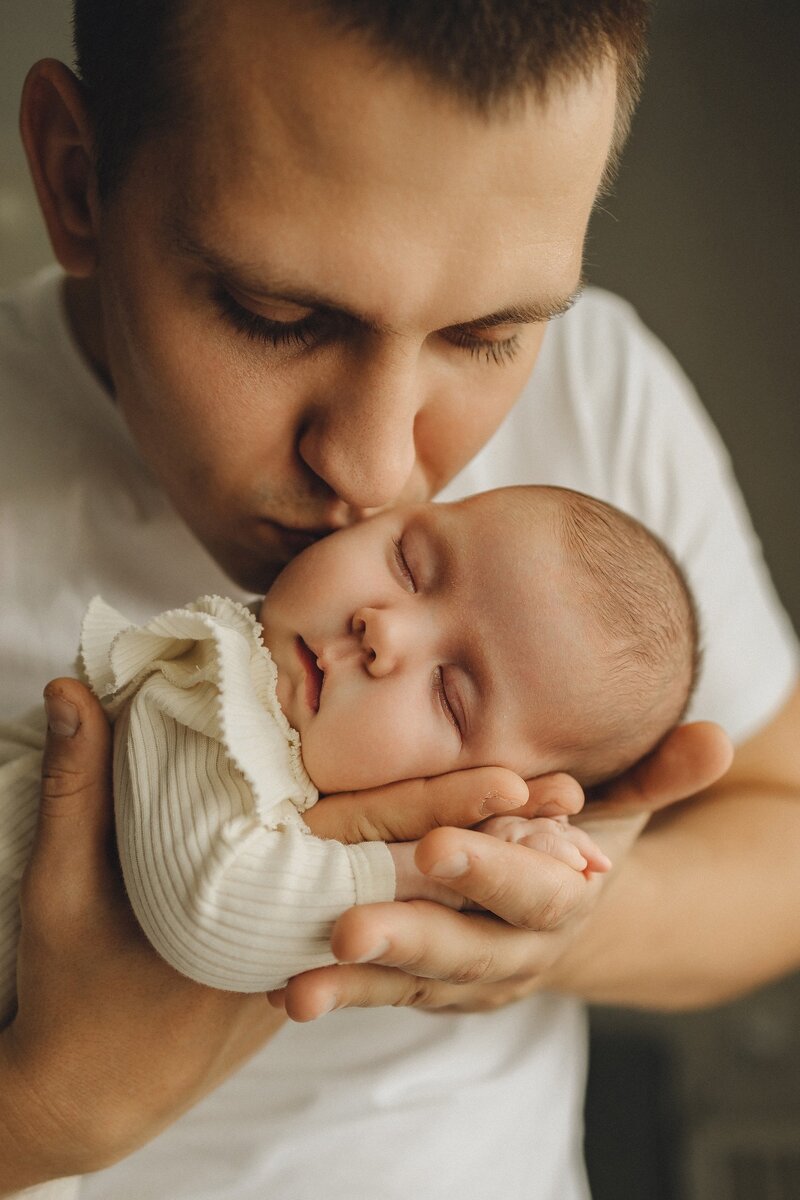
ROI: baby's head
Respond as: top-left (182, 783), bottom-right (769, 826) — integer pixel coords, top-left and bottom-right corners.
top-left (260, 486), bottom-right (698, 793)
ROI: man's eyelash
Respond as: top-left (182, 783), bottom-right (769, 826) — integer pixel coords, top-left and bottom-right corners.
top-left (434, 667), bottom-right (461, 736)
top-left (216, 285), bottom-right (521, 365)
top-left (447, 329), bottom-right (521, 366)
top-left (214, 286), bottom-right (329, 349)
top-left (392, 537), bottom-right (416, 592)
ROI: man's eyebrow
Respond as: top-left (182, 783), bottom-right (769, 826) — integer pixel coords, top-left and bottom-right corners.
top-left (444, 283), bottom-right (585, 331)
top-left (168, 219), bottom-right (399, 332)
top-left (169, 217), bottom-right (583, 333)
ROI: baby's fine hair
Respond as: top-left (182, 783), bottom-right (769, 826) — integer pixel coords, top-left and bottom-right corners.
top-left (540, 486), bottom-right (700, 786)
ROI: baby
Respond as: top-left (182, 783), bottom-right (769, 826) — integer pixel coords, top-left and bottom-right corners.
top-left (0, 485), bottom-right (698, 1010)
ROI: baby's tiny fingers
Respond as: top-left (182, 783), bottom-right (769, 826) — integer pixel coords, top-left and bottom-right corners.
top-left (516, 824), bottom-right (587, 871)
top-left (563, 826), bottom-right (612, 873)
top-left (480, 816), bottom-right (611, 874)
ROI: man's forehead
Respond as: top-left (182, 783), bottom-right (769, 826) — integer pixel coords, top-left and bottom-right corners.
top-left (177, 2), bottom-right (616, 218)
top-left (154, 5), bottom-right (614, 332)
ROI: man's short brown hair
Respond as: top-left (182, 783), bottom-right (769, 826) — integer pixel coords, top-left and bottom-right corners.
top-left (72, 0), bottom-right (650, 197)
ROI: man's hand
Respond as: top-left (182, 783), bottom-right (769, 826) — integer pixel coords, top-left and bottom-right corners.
top-left (0, 679), bottom-right (284, 1195)
top-left (272, 722), bottom-right (733, 1021)
top-left (302, 764), bottom-right (562, 843)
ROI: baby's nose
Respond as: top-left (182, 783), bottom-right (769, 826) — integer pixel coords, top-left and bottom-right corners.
top-left (351, 608), bottom-right (399, 677)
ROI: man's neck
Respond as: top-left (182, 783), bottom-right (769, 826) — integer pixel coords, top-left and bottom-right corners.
top-left (62, 274), bottom-right (114, 395)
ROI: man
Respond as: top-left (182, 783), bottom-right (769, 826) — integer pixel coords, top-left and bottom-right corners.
top-left (1, 2), bottom-right (798, 1197)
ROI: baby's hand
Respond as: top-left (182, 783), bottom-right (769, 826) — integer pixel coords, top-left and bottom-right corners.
top-left (388, 816), bottom-right (610, 908)
top-left (475, 814), bottom-right (612, 875)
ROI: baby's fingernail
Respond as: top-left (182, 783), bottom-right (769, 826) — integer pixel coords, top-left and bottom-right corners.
top-left (593, 851), bottom-right (613, 871)
top-left (44, 691), bottom-right (79, 738)
top-left (481, 791), bottom-right (522, 816)
top-left (426, 851), bottom-right (469, 879)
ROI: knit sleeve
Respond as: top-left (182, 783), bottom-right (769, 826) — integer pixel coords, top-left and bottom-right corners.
top-left (82, 596), bottom-right (396, 993)
top-left (0, 709), bottom-right (45, 1025)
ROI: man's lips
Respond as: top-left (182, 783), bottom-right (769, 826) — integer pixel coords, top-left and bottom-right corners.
top-left (295, 636), bottom-right (324, 712)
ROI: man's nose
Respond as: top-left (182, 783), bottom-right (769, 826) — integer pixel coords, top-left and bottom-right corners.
top-left (352, 607), bottom-right (408, 678)
top-left (297, 343), bottom-right (423, 511)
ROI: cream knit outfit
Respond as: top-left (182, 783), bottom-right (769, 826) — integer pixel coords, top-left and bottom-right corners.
top-left (0, 594), bottom-right (396, 1025)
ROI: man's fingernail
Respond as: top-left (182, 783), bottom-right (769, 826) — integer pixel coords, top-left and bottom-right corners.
top-left (481, 791), bottom-right (522, 816)
top-left (426, 851), bottom-right (469, 879)
top-left (314, 995), bottom-right (339, 1018)
top-left (44, 692), bottom-right (79, 738)
top-left (348, 937), bottom-right (390, 964)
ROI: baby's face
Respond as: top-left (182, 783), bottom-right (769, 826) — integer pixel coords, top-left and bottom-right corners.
top-left (260, 489), bottom-right (599, 792)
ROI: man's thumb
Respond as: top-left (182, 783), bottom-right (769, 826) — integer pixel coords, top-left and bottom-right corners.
top-left (36, 677), bottom-right (113, 867)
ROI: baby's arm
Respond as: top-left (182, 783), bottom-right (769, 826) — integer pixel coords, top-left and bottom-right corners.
top-left (114, 690), bottom-right (396, 994)
top-left (81, 596), bottom-right (398, 996)
top-left (390, 815), bottom-right (611, 906)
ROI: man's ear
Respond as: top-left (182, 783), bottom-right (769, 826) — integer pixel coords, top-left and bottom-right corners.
top-left (19, 58), bottom-right (101, 278)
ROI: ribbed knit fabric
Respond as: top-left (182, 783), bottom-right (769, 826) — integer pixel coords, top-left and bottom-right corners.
top-left (0, 595), bottom-right (395, 1020)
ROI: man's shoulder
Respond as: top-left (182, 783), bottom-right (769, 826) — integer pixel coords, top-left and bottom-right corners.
top-left (538, 286), bottom-right (670, 387)
top-left (0, 267), bottom-right (71, 417)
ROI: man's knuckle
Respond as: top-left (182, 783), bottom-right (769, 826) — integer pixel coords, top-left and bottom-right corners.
top-left (525, 874), bottom-right (572, 932)
top-left (478, 876), bottom-right (514, 915)
top-left (449, 949), bottom-right (494, 985)
top-left (397, 978), bottom-right (435, 1008)
top-left (40, 764), bottom-right (88, 802)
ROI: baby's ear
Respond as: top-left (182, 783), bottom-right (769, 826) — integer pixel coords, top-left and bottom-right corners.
top-left (524, 772), bottom-right (585, 818)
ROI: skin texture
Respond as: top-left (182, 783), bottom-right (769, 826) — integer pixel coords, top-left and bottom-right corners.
top-left (3, 0), bottom-right (798, 1190)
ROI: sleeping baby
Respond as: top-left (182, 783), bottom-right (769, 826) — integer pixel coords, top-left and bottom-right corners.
top-left (0, 484), bottom-right (698, 1008)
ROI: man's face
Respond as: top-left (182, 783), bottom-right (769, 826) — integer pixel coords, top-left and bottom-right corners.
top-left (86, 2), bottom-right (616, 591)
top-left (260, 490), bottom-right (601, 793)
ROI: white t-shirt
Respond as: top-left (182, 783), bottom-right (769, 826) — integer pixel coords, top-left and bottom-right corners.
top-left (1, 268), bottom-right (796, 1200)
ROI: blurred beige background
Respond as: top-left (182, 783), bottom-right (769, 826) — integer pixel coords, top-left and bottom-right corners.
top-left (3, 3), bottom-right (799, 1198)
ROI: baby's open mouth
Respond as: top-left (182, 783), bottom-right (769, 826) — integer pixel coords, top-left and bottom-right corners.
top-left (296, 636), bottom-right (324, 712)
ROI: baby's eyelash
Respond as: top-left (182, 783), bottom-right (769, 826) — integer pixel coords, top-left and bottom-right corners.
top-left (433, 667), bottom-right (461, 737)
top-left (392, 537), bottom-right (416, 593)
